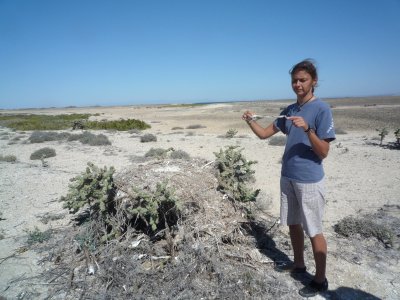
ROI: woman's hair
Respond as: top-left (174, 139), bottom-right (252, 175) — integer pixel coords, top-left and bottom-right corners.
top-left (289, 59), bottom-right (318, 91)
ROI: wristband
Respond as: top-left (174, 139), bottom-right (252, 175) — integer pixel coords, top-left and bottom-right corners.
top-left (304, 125), bottom-right (312, 133)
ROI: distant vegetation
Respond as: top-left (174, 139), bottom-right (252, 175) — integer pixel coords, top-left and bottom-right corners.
top-left (0, 114), bottom-right (90, 130)
top-left (0, 113), bottom-right (150, 131)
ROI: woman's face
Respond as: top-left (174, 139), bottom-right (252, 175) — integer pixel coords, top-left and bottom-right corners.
top-left (291, 70), bottom-right (317, 98)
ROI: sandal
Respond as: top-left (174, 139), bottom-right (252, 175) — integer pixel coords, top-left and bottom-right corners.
top-left (298, 278), bottom-right (328, 297)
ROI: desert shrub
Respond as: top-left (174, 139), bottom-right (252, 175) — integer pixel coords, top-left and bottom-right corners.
top-left (268, 136), bottom-right (286, 146)
top-left (145, 147), bottom-right (170, 159)
top-left (30, 147), bottom-right (56, 160)
top-left (129, 129), bottom-right (143, 135)
top-left (127, 182), bottom-right (180, 232)
top-left (67, 131), bottom-right (111, 146)
top-left (214, 146), bottom-right (260, 203)
top-left (0, 114), bottom-right (91, 130)
top-left (61, 162), bottom-right (116, 215)
top-left (144, 148), bottom-right (190, 160)
top-left (335, 127), bottom-right (347, 135)
top-left (0, 114), bottom-right (150, 131)
top-left (26, 227), bottom-right (52, 245)
top-left (85, 119), bottom-right (150, 131)
top-left (225, 128), bottom-right (238, 139)
top-left (376, 127), bottom-right (389, 146)
top-left (140, 133), bottom-right (157, 143)
top-left (334, 216), bottom-right (394, 248)
top-left (170, 149), bottom-right (190, 160)
top-left (39, 212), bottom-right (66, 224)
top-left (60, 163), bottom-right (180, 241)
top-left (186, 124), bottom-right (206, 129)
top-left (394, 129), bottom-right (400, 145)
top-left (29, 131), bottom-right (71, 143)
top-left (0, 154), bottom-right (17, 162)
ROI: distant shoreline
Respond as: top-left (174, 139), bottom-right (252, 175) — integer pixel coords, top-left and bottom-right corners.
top-left (1, 95), bottom-right (399, 111)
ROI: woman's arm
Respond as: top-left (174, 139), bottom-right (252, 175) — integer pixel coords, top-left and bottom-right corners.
top-left (242, 111), bottom-right (279, 139)
top-left (287, 116), bottom-right (330, 159)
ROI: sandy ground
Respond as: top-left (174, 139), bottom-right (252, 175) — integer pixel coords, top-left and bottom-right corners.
top-left (0, 97), bottom-right (399, 299)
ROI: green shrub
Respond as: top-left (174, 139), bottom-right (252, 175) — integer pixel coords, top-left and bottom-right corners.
top-left (140, 133), bottom-right (157, 143)
top-left (61, 162), bottom-right (116, 214)
top-left (30, 147), bottom-right (56, 160)
top-left (60, 163), bottom-right (180, 241)
top-left (0, 114), bottom-right (90, 130)
top-left (26, 227), bottom-right (52, 245)
top-left (128, 182), bottom-right (180, 232)
top-left (394, 128), bottom-right (400, 145)
top-left (0, 114), bottom-right (150, 131)
top-left (214, 146), bottom-right (260, 203)
top-left (85, 119), bottom-right (150, 131)
top-left (0, 154), bottom-right (17, 162)
top-left (376, 127), bottom-right (389, 146)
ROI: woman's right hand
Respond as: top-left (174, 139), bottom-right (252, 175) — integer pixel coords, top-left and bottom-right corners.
top-left (242, 110), bottom-right (254, 123)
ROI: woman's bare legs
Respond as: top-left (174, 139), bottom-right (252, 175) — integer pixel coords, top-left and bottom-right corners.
top-left (289, 224), bottom-right (306, 268)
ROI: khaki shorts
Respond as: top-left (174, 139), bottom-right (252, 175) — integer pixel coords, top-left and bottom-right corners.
top-left (280, 176), bottom-right (326, 237)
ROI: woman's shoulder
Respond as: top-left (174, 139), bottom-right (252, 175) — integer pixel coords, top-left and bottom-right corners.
top-left (313, 98), bottom-right (331, 110)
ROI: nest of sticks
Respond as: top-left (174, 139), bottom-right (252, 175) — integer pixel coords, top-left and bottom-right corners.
top-left (35, 158), bottom-right (293, 299)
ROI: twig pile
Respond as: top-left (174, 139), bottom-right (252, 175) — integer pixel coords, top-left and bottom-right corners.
top-left (36, 158), bottom-right (292, 299)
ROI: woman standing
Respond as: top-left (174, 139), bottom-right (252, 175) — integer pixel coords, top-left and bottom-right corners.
top-left (242, 59), bottom-right (335, 297)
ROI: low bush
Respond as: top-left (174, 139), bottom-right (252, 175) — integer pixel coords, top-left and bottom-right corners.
top-left (0, 154), bottom-right (17, 162)
top-left (0, 114), bottom-right (90, 130)
top-left (144, 148), bottom-right (190, 160)
top-left (86, 119), bottom-right (150, 131)
top-left (145, 148), bottom-right (171, 159)
top-left (61, 163), bottom-right (116, 215)
top-left (26, 227), bottom-right (52, 245)
top-left (170, 149), bottom-right (190, 160)
top-left (140, 133), bottom-right (157, 143)
top-left (394, 128), bottom-right (400, 145)
top-left (67, 131), bottom-right (111, 146)
top-left (225, 129), bottom-right (238, 139)
top-left (29, 131), bottom-right (71, 143)
top-left (60, 162), bottom-right (181, 241)
top-left (376, 127), bottom-right (389, 146)
top-left (0, 114), bottom-right (150, 131)
top-left (334, 216), bottom-right (394, 248)
top-left (335, 127), bottom-right (347, 135)
top-left (186, 124), bottom-right (206, 129)
top-left (30, 147), bottom-right (56, 160)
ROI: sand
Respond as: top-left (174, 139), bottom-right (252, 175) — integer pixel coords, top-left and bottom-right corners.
top-left (0, 97), bottom-right (399, 299)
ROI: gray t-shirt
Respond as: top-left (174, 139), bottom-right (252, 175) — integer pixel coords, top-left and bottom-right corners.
top-left (274, 98), bottom-right (335, 183)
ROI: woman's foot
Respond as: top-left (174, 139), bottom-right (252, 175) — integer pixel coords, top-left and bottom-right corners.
top-left (298, 278), bottom-right (328, 297)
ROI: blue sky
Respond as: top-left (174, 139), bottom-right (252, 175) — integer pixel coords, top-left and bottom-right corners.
top-left (0, 0), bottom-right (399, 109)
